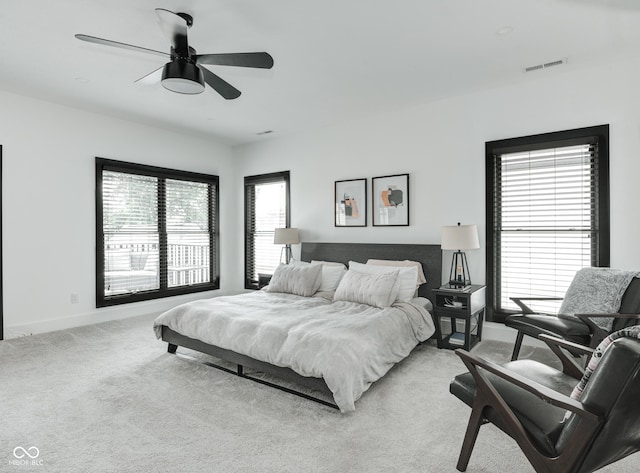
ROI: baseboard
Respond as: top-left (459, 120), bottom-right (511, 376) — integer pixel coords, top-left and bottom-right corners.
top-left (4, 289), bottom-right (242, 339)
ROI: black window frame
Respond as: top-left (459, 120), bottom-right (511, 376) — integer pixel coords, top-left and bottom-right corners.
top-left (96, 158), bottom-right (220, 307)
top-left (485, 125), bottom-right (610, 322)
top-left (244, 171), bottom-right (290, 290)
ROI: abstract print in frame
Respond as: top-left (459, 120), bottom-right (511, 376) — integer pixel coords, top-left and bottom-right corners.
top-left (372, 173), bottom-right (409, 226)
top-left (335, 178), bottom-right (367, 227)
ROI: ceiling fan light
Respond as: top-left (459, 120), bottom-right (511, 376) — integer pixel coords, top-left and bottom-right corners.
top-left (161, 61), bottom-right (205, 94)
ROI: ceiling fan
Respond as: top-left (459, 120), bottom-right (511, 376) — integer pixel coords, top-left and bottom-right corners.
top-left (75, 8), bottom-right (274, 99)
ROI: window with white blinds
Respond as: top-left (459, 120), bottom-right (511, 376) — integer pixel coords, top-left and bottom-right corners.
top-left (96, 158), bottom-right (219, 307)
top-left (166, 179), bottom-right (213, 288)
top-left (244, 171), bottom-right (290, 289)
top-left (486, 125), bottom-right (610, 322)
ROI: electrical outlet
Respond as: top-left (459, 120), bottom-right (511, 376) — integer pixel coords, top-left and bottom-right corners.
top-left (70, 293), bottom-right (80, 304)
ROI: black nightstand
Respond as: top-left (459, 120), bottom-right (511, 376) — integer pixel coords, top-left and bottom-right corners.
top-left (432, 285), bottom-right (486, 351)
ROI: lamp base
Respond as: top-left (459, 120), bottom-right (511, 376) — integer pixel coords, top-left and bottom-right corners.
top-left (448, 251), bottom-right (472, 288)
top-left (446, 282), bottom-right (472, 293)
top-left (279, 245), bottom-right (293, 264)
top-left (448, 280), bottom-right (470, 288)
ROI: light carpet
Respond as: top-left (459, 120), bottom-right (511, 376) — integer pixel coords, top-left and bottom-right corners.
top-left (1, 313), bottom-right (637, 473)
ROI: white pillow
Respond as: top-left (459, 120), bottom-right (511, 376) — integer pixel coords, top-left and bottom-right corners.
top-left (349, 261), bottom-right (418, 302)
top-left (289, 259), bottom-right (310, 267)
top-left (310, 262), bottom-right (347, 292)
top-left (311, 260), bottom-right (346, 268)
top-left (290, 259), bottom-right (346, 292)
top-left (266, 264), bottom-right (322, 297)
top-left (333, 269), bottom-right (400, 308)
top-left (366, 259), bottom-right (427, 285)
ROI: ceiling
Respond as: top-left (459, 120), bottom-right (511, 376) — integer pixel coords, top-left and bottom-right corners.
top-left (1, 0), bottom-right (639, 146)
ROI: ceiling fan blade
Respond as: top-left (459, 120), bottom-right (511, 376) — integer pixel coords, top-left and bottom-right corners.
top-left (198, 66), bottom-right (241, 100)
top-left (155, 8), bottom-right (189, 56)
top-left (135, 66), bottom-right (163, 84)
top-left (75, 34), bottom-right (169, 58)
top-left (195, 52), bottom-right (274, 69)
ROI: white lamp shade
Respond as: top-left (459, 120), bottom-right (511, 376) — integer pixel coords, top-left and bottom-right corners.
top-left (441, 224), bottom-right (480, 250)
top-left (274, 228), bottom-right (300, 245)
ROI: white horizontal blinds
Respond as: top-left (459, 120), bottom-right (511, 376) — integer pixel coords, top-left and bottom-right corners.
top-left (97, 159), bottom-right (219, 306)
top-left (245, 174), bottom-right (288, 287)
top-left (165, 179), bottom-right (211, 288)
top-left (253, 181), bottom-right (287, 277)
top-left (497, 143), bottom-right (597, 314)
top-left (102, 171), bottom-right (160, 296)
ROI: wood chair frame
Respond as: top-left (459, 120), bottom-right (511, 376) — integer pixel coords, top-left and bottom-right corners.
top-left (454, 335), bottom-right (604, 473)
top-left (508, 296), bottom-right (640, 361)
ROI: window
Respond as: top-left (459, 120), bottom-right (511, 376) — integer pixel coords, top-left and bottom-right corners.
top-left (96, 158), bottom-right (219, 307)
top-left (244, 171), bottom-right (290, 289)
top-left (486, 125), bottom-right (610, 322)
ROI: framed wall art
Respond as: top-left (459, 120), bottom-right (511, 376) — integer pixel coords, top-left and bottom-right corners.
top-left (372, 173), bottom-right (409, 226)
top-left (335, 178), bottom-right (367, 227)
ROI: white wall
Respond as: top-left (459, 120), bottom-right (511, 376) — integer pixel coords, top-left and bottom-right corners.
top-left (4, 55), bottom-right (640, 339)
top-left (233, 57), bottom-right (640, 290)
top-left (0, 90), bottom-right (237, 337)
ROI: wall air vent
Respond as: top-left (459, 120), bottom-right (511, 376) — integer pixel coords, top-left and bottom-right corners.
top-left (523, 58), bottom-right (567, 73)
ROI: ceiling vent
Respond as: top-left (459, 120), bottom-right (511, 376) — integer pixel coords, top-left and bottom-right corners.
top-left (523, 58), bottom-right (567, 73)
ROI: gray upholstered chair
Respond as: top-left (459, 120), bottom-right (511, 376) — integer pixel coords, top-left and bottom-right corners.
top-left (449, 333), bottom-right (640, 473)
top-left (504, 268), bottom-right (640, 360)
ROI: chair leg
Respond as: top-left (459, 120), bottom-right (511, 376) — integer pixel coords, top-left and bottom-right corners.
top-left (511, 332), bottom-right (524, 361)
top-left (456, 405), bottom-right (485, 472)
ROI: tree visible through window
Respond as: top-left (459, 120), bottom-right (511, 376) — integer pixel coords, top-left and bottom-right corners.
top-left (245, 171), bottom-right (290, 289)
top-left (96, 158), bottom-right (219, 306)
top-left (486, 125), bottom-right (610, 322)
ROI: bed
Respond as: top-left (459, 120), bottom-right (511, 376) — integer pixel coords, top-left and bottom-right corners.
top-left (153, 242), bottom-right (441, 412)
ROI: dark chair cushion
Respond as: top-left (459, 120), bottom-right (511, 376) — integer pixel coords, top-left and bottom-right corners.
top-left (505, 313), bottom-right (591, 345)
top-left (450, 360), bottom-right (577, 457)
top-left (506, 278), bottom-right (640, 350)
top-left (556, 338), bottom-right (640, 472)
top-left (612, 278), bottom-right (640, 331)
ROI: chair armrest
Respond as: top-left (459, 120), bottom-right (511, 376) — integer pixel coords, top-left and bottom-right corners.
top-left (575, 313), bottom-right (640, 348)
top-left (538, 334), bottom-right (593, 379)
top-left (575, 313), bottom-right (614, 345)
top-left (455, 348), bottom-right (599, 420)
top-left (538, 334), bottom-right (594, 357)
top-left (510, 297), bottom-right (564, 315)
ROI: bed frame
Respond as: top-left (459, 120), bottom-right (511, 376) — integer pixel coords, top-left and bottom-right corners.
top-left (161, 242), bottom-right (441, 410)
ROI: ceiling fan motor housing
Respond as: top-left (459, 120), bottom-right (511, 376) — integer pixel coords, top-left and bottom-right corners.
top-left (161, 60), bottom-right (204, 94)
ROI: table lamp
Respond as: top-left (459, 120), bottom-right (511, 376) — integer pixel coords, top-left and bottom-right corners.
top-left (274, 228), bottom-right (299, 264)
top-left (441, 223), bottom-right (480, 288)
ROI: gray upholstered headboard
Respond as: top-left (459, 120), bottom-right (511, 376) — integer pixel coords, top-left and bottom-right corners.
top-left (300, 242), bottom-right (441, 304)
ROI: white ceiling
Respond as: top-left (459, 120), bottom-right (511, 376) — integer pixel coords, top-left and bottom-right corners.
top-left (1, 0), bottom-right (639, 146)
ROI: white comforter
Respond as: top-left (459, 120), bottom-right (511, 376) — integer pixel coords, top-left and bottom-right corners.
top-left (153, 291), bottom-right (435, 412)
